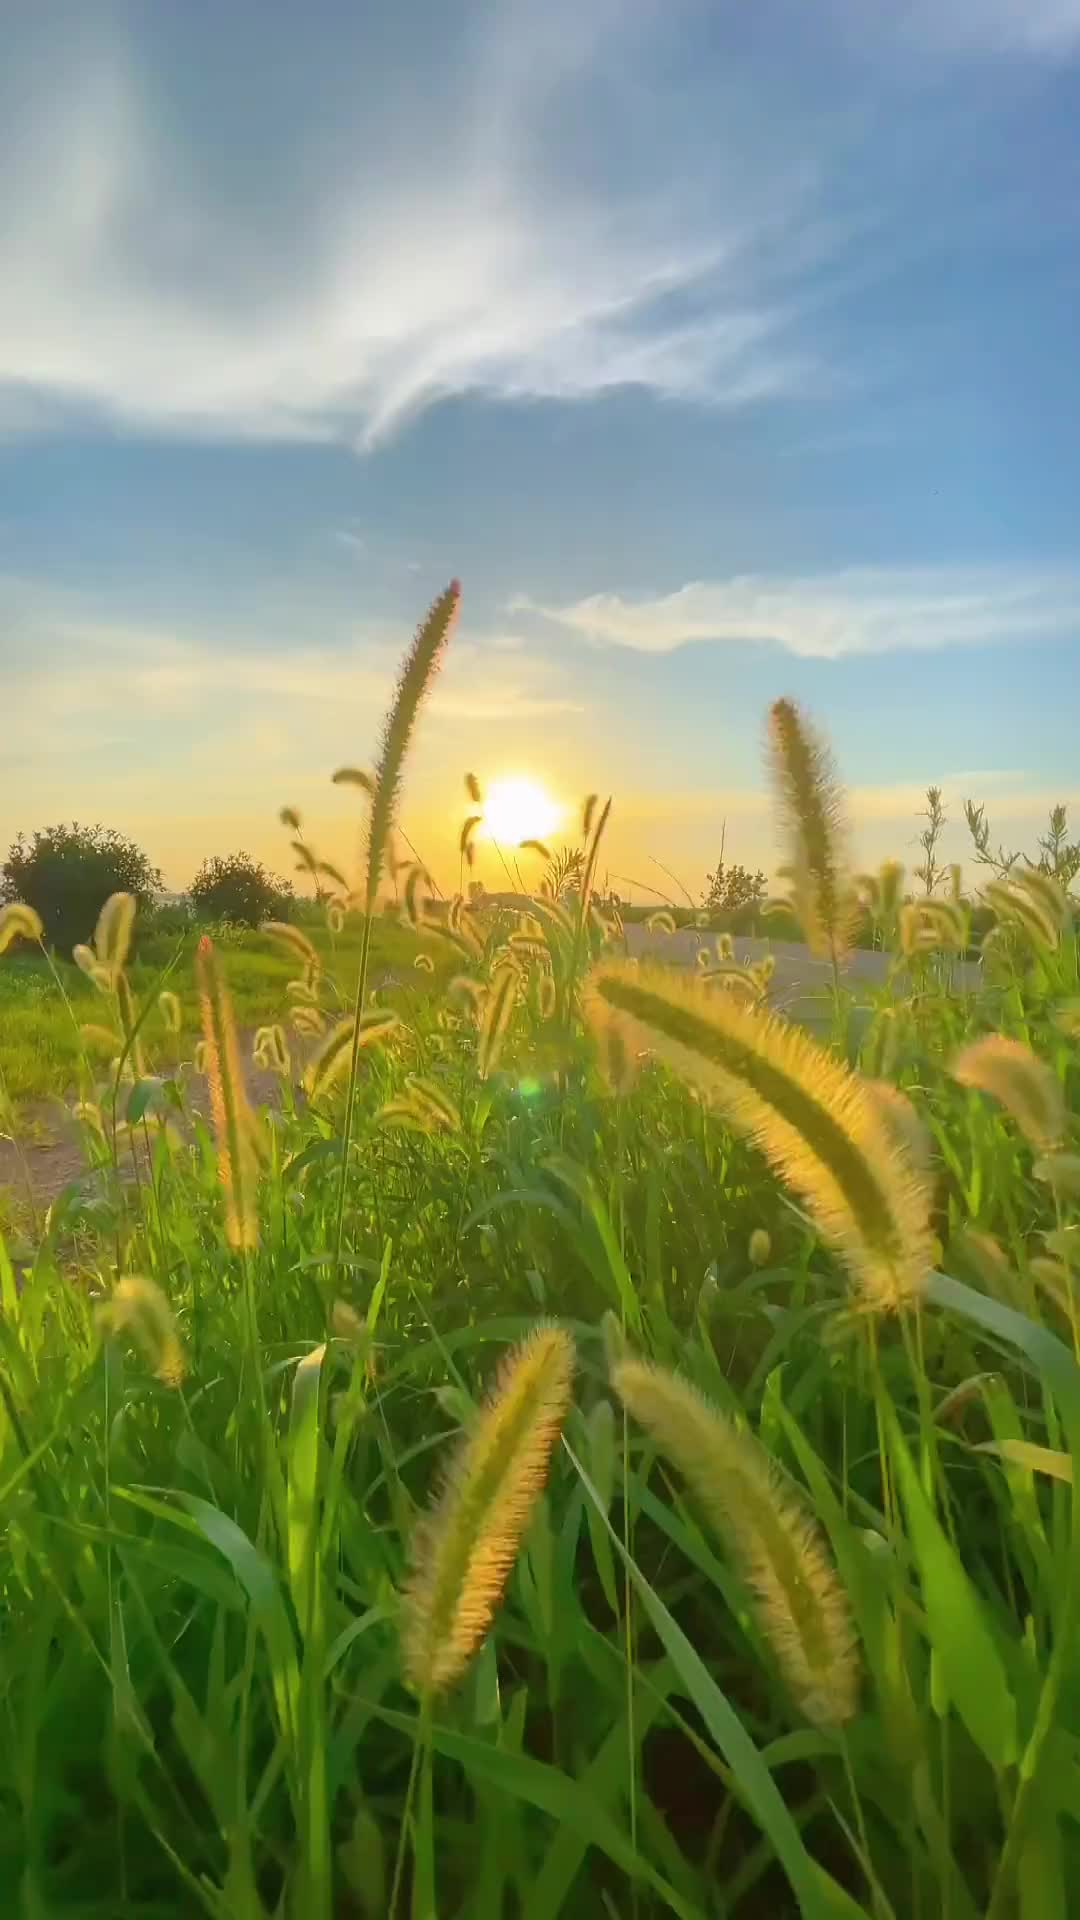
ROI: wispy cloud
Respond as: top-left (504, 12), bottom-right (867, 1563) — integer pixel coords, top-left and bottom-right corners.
top-left (518, 566), bottom-right (1080, 659)
top-left (0, 6), bottom-right (821, 450)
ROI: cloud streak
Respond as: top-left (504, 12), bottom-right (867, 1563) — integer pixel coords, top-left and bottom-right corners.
top-left (519, 566), bottom-right (1080, 659)
top-left (0, 6), bottom-right (820, 450)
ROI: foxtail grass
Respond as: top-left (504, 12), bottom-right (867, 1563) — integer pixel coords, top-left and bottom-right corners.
top-left (400, 1323), bottom-right (574, 1696)
top-left (768, 698), bottom-right (857, 968)
top-left (477, 965), bottom-right (518, 1079)
top-left (332, 582), bottom-right (461, 1286)
top-left (94, 891), bottom-right (136, 979)
top-left (195, 934), bottom-right (260, 1251)
top-left (262, 920), bottom-right (321, 973)
top-left (586, 959), bottom-right (934, 1309)
top-left (304, 1011), bottom-right (398, 1100)
top-left (951, 1034), bottom-right (1065, 1152)
top-left (0, 902), bottom-right (43, 952)
top-left (364, 583), bottom-right (460, 914)
top-left (611, 1353), bottom-right (858, 1729)
top-left (97, 1275), bottom-right (186, 1387)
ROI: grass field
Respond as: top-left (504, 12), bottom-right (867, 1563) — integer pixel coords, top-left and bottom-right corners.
top-left (0, 915), bottom-right (445, 1113)
top-left (1, 593), bottom-right (1079, 1917)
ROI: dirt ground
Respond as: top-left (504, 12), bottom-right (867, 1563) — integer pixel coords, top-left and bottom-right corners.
top-left (0, 1039), bottom-right (301, 1223)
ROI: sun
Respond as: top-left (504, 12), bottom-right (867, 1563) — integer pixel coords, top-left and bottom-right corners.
top-left (481, 776), bottom-right (562, 847)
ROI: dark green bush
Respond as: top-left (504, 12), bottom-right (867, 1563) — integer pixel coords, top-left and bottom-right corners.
top-left (189, 852), bottom-right (294, 929)
top-left (1, 822), bottom-right (163, 956)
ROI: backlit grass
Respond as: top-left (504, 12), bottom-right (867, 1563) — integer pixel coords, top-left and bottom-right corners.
top-left (1, 589), bottom-right (1078, 1918)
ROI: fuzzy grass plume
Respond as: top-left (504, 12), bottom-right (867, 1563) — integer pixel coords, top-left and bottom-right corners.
top-left (400, 1324), bottom-right (574, 1695)
top-left (304, 1010), bottom-right (398, 1099)
top-left (195, 935), bottom-right (261, 1251)
top-left (951, 1034), bottom-right (1065, 1152)
top-left (158, 989), bottom-right (182, 1035)
top-left (612, 1353), bottom-right (857, 1728)
top-left (768, 698), bottom-right (857, 963)
top-left (0, 902), bottom-right (43, 952)
top-left (261, 920), bottom-right (321, 973)
top-left (97, 1275), bottom-right (186, 1387)
top-left (477, 964), bottom-right (518, 1079)
top-left (586, 959), bottom-right (934, 1309)
top-left (363, 581), bottom-right (460, 910)
top-left (94, 892), bottom-right (136, 980)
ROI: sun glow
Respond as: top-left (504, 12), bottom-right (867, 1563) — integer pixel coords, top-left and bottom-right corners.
top-left (481, 776), bottom-right (562, 847)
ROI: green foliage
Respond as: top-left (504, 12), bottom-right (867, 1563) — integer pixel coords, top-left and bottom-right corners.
top-left (701, 856), bottom-right (767, 919)
top-left (965, 795), bottom-right (1080, 887)
top-left (1, 820), bottom-right (162, 954)
top-left (189, 849), bottom-right (295, 928)
top-left (3, 619), bottom-right (1080, 1916)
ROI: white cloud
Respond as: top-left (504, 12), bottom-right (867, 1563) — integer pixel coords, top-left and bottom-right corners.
top-left (0, 9), bottom-right (816, 450)
top-left (519, 566), bottom-right (1080, 659)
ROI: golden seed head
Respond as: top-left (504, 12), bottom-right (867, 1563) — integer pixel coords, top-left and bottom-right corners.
top-left (401, 1324), bottom-right (574, 1695)
top-left (97, 1275), bottom-right (186, 1387)
top-left (94, 892), bottom-right (136, 976)
top-left (195, 935), bottom-right (260, 1251)
top-left (586, 959), bottom-right (934, 1310)
top-left (612, 1354), bottom-right (858, 1728)
top-left (0, 902), bottom-right (44, 952)
top-left (951, 1034), bottom-right (1065, 1153)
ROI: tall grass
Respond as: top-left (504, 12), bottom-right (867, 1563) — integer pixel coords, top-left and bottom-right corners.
top-left (1, 593), bottom-right (1078, 1917)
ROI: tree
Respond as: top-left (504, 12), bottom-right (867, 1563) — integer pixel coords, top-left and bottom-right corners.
top-left (189, 853), bottom-right (294, 928)
top-left (701, 858), bottom-right (767, 919)
top-left (1, 822), bottom-right (163, 955)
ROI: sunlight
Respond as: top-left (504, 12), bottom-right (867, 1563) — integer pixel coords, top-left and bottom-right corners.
top-left (481, 776), bottom-right (562, 847)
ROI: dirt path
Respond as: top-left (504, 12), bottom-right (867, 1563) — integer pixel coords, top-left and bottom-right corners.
top-left (0, 1040), bottom-right (301, 1221)
top-left (622, 926), bottom-right (980, 1013)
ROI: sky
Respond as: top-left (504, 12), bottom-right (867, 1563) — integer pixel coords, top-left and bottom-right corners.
top-left (2, 0), bottom-right (1080, 903)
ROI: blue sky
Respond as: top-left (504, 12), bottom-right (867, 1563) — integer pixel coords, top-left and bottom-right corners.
top-left (2, 0), bottom-right (1079, 897)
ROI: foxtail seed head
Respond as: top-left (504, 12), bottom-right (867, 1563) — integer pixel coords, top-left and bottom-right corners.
top-left (94, 892), bottom-right (136, 977)
top-left (364, 582), bottom-right (461, 911)
top-left (951, 1034), bottom-right (1065, 1153)
top-left (768, 699), bottom-right (857, 964)
top-left (97, 1275), bottom-right (186, 1387)
top-left (303, 1011), bottom-right (398, 1099)
top-left (0, 902), bottom-right (43, 952)
top-left (401, 1324), bottom-right (574, 1695)
top-left (195, 935), bottom-right (260, 1251)
top-left (586, 960), bottom-right (934, 1310)
top-left (612, 1354), bottom-right (858, 1729)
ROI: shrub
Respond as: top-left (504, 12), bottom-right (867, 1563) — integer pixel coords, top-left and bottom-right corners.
top-left (1, 822), bottom-right (163, 956)
top-left (189, 852), bottom-right (294, 929)
top-left (702, 857), bottom-right (768, 920)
